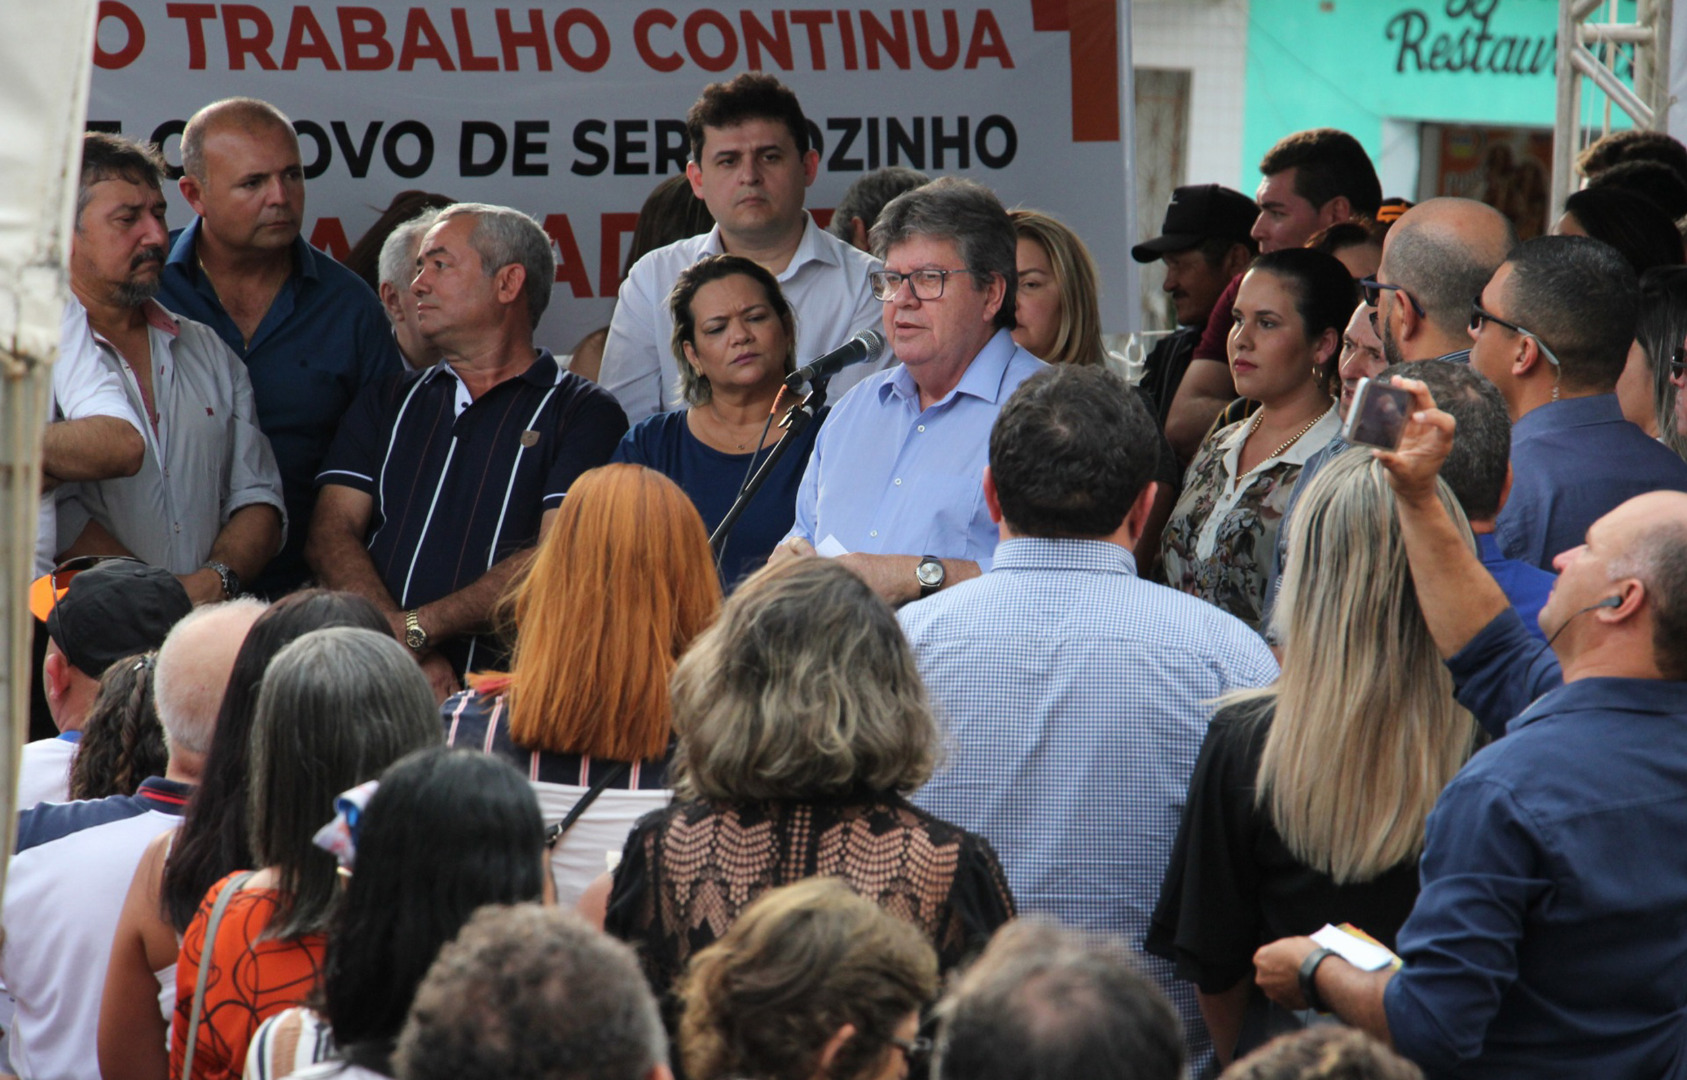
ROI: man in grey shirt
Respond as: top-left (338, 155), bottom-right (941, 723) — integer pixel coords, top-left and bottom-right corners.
top-left (56, 132), bottom-right (284, 605)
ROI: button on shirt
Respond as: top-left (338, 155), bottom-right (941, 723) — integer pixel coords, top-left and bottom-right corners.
top-left (786, 329), bottom-right (1044, 570)
top-left (316, 351), bottom-right (627, 674)
top-left (160, 221), bottom-right (402, 594)
top-left (904, 537), bottom-right (1279, 1072)
top-left (1383, 674), bottom-right (1687, 1079)
top-left (1496, 393), bottom-right (1687, 571)
top-left (598, 213), bottom-right (885, 421)
top-left (58, 299), bottom-right (287, 575)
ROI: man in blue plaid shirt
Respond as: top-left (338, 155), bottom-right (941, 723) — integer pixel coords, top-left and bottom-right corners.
top-left (904, 365), bottom-right (1278, 1076)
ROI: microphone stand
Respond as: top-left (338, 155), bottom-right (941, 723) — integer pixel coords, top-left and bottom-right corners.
top-left (710, 378), bottom-right (829, 555)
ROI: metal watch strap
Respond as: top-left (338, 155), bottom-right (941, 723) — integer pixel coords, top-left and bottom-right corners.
top-left (202, 561), bottom-right (238, 599)
top-left (404, 609), bottom-right (427, 651)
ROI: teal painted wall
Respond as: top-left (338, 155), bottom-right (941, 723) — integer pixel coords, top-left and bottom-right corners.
top-left (1241, 0), bottom-right (1631, 187)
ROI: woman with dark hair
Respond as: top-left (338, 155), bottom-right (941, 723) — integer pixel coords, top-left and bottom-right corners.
top-left (342, 190), bottom-right (456, 293)
top-left (99, 592), bottom-right (393, 1080)
top-left (604, 558), bottom-right (1014, 1010)
top-left (444, 464), bottom-right (720, 909)
top-left (68, 652), bottom-right (164, 800)
top-left (680, 878), bottom-right (939, 1080)
top-left (1554, 186), bottom-right (1685, 275)
top-left (612, 253), bottom-right (823, 586)
top-left (1151, 452), bottom-right (1478, 1064)
top-left (245, 748), bottom-right (547, 1078)
top-left (1620, 266), bottom-right (1687, 460)
top-left (169, 628), bottom-right (441, 1079)
top-left (1160, 248), bottom-right (1353, 629)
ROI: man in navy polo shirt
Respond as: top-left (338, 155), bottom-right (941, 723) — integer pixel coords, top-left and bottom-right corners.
top-left (159, 97), bottom-right (402, 596)
top-left (308, 203), bottom-right (626, 696)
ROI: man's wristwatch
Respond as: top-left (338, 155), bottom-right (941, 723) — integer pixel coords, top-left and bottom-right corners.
top-left (202, 561), bottom-right (240, 600)
top-left (915, 555), bottom-right (946, 599)
top-left (1299, 947), bottom-right (1335, 1013)
top-left (403, 609), bottom-right (428, 652)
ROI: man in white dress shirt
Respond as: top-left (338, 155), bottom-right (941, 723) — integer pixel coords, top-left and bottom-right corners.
top-left (598, 73), bottom-right (884, 420)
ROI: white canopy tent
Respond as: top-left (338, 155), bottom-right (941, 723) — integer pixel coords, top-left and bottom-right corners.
top-left (0, 1), bottom-right (100, 890)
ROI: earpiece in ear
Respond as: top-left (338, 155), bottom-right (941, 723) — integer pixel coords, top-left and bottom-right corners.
top-left (1596, 595), bottom-right (1623, 609)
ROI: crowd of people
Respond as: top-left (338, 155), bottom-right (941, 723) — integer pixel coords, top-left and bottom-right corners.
top-left (7, 64), bottom-right (1687, 1080)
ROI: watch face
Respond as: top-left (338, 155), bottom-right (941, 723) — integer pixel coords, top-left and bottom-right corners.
top-left (916, 560), bottom-right (944, 587)
top-left (406, 627), bottom-right (426, 649)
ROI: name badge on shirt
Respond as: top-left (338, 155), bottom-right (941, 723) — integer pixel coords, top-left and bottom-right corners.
top-left (520, 430), bottom-right (540, 448)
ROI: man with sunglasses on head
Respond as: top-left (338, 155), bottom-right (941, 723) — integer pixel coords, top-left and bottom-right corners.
top-left (1368, 197), bottom-right (1516, 367)
top-left (1470, 235), bottom-right (1687, 571)
top-left (771, 177), bottom-right (1044, 603)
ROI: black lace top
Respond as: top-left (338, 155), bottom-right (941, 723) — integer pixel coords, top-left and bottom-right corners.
top-left (603, 792), bottom-right (1016, 1000)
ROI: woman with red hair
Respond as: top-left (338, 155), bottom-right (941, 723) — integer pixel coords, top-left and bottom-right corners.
top-left (442, 463), bottom-right (722, 908)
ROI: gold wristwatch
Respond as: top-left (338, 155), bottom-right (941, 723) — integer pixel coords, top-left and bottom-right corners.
top-left (403, 609), bottom-right (428, 652)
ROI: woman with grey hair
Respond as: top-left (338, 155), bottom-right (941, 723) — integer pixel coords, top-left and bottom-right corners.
top-left (603, 558), bottom-right (1014, 1009)
top-left (169, 627), bottom-right (442, 1080)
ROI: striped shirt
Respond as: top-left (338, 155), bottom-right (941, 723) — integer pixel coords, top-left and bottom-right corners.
top-left (316, 351), bottom-right (626, 674)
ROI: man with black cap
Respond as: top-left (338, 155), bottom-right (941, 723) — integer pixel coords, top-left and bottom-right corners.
top-left (1131, 184), bottom-right (1258, 429)
top-left (16, 558), bottom-right (193, 810)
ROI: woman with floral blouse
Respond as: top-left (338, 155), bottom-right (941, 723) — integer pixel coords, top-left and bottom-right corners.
top-left (1160, 248), bottom-right (1355, 630)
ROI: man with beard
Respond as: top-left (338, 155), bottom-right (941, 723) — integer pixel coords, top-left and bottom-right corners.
top-left (1369, 197), bottom-right (1515, 367)
top-left (55, 133), bottom-right (285, 605)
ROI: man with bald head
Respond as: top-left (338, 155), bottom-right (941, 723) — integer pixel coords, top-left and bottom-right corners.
top-left (1370, 197), bottom-right (1515, 367)
top-left (159, 97), bottom-right (401, 595)
top-left (3, 599), bottom-right (263, 1080)
top-left (1252, 381), bottom-right (1687, 1079)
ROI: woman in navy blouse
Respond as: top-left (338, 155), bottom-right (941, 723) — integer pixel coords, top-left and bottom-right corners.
top-left (613, 254), bottom-right (825, 589)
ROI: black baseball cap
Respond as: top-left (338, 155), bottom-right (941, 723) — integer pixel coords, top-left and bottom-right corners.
top-left (39, 558), bottom-right (193, 677)
top-left (1132, 184), bottom-right (1260, 263)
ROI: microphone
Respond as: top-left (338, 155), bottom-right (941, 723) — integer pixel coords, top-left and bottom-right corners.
top-left (1544, 595), bottom-right (1622, 648)
top-left (785, 329), bottom-right (887, 390)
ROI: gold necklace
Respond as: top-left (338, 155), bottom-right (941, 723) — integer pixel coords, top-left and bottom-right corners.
top-left (698, 403), bottom-right (762, 451)
top-left (1251, 409), bottom-right (1325, 460)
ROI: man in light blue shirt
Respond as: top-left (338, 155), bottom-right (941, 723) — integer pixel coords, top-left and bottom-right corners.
top-left (902, 365), bottom-right (1279, 1074)
top-left (775, 177), bottom-right (1044, 604)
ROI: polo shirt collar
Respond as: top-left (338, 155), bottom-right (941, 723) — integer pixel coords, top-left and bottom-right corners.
top-left (1514, 393), bottom-right (1624, 439)
top-left (420, 349), bottom-right (561, 389)
top-left (992, 536), bottom-right (1139, 577)
top-left (1509, 676), bottom-right (1687, 733)
top-left (166, 217), bottom-right (316, 285)
top-left (882, 328), bottom-right (1020, 408)
top-left (135, 775), bottom-right (194, 813)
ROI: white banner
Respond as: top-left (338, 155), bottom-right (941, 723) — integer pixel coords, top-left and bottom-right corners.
top-left (88, 0), bottom-right (1134, 354)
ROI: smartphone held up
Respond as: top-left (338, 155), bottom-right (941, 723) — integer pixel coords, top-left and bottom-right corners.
top-left (1341, 377), bottom-right (1415, 451)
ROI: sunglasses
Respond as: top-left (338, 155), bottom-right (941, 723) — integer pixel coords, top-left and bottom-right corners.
top-left (27, 555), bottom-right (145, 622)
top-left (1359, 277), bottom-right (1426, 318)
top-left (1670, 346), bottom-right (1687, 382)
top-left (1469, 296), bottom-right (1562, 368)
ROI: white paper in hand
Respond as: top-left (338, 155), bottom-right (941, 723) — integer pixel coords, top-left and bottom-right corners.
top-left (1311, 924), bottom-right (1400, 972)
top-left (816, 534), bottom-right (851, 558)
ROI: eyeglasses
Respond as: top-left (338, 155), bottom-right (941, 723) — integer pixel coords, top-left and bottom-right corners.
top-left (27, 555), bottom-right (145, 621)
top-left (1359, 277), bottom-right (1426, 318)
top-left (1469, 296), bottom-right (1562, 368)
top-left (1670, 346), bottom-right (1687, 382)
top-left (890, 1036), bottom-right (933, 1069)
top-left (869, 269), bottom-right (971, 302)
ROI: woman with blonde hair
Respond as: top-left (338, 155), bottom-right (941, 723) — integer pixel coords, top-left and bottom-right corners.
top-left (1009, 208), bottom-right (1106, 368)
top-left (680, 878), bottom-right (939, 1080)
top-left (604, 558), bottom-right (1014, 1006)
top-left (443, 462), bottom-right (722, 908)
top-left (1148, 450), bottom-right (1480, 1065)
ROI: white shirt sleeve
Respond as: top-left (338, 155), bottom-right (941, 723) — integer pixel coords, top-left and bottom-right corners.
top-left (598, 263), bottom-right (666, 423)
